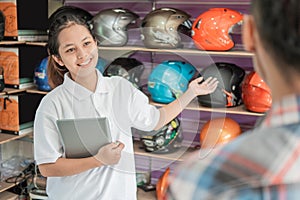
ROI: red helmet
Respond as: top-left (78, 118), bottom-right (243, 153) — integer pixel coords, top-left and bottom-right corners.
top-left (242, 71), bottom-right (272, 113)
top-left (200, 117), bottom-right (241, 148)
top-left (156, 167), bottom-right (170, 200)
top-left (192, 8), bottom-right (243, 51)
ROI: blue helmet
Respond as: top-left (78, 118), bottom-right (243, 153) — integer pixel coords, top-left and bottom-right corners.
top-left (96, 57), bottom-right (108, 73)
top-left (148, 60), bottom-right (197, 103)
top-left (34, 57), bottom-right (51, 91)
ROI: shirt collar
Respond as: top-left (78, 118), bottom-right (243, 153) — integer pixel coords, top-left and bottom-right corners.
top-left (62, 69), bottom-right (109, 101)
top-left (261, 94), bottom-right (300, 128)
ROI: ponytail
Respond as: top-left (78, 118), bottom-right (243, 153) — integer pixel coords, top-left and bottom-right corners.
top-left (47, 56), bottom-right (68, 89)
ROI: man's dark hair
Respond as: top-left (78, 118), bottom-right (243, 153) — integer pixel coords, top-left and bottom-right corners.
top-left (251, 0), bottom-right (300, 74)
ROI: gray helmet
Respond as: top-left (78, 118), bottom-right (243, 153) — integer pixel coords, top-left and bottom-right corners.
top-left (140, 7), bottom-right (191, 49)
top-left (91, 8), bottom-right (139, 46)
top-left (103, 57), bottom-right (145, 89)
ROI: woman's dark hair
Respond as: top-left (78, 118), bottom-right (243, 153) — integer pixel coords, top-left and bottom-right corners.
top-left (47, 6), bottom-right (94, 88)
top-left (251, 0), bottom-right (300, 75)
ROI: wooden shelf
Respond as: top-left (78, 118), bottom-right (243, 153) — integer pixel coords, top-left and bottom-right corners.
top-left (150, 98), bottom-right (264, 116)
top-left (0, 181), bottom-right (18, 193)
top-left (134, 141), bottom-right (196, 162)
top-left (0, 41), bottom-right (26, 46)
top-left (13, 43), bottom-right (252, 57)
top-left (24, 88), bottom-right (264, 116)
top-left (0, 191), bottom-right (18, 199)
top-left (26, 88), bottom-right (48, 95)
top-left (0, 88), bottom-right (27, 96)
top-left (137, 188), bottom-right (156, 200)
top-left (98, 46), bottom-right (254, 57)
top-left (0, 132), bottom-right (33, 145)
top-left (25, 42), bottom-right (47, 47)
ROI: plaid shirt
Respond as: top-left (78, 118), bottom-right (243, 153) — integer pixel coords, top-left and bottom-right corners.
top-left (167, 95), bottom-right (300, 200)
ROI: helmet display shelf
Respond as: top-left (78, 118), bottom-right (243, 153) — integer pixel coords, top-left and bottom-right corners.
top-left (25, 1), bottom-right (263, 199)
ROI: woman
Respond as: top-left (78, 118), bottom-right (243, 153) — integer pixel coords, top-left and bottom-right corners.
top-left (34, 6), bottom-right (218, 200)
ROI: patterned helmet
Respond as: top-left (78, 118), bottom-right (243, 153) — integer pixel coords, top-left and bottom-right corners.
top-left (91, 8), bottom-right (139, 46)
top-left (148, 60), bottom-right (197, 104)
top-left (197, 62), bottom-right (245, 107)
top-left (192, 8), bottom-right (243, 51)
top-left (103, 57), bottom-right (145, 89)
top-left (242, 71), bottom-right (272, 113)
top-left (140, 7), bottom-right (192, 48)
top-left (140, 117), bottom-right (183, 154)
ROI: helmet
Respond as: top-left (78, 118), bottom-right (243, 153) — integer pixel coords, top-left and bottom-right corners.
top-left (200, 117), bottom-right (241, 148)
top-left (95, 57), bottom-right (108, 73)
top-left (156, 167), bottom-right (170, 200)
top-left (48, 5), bottom-right (93, 28)
top-left (140, 7), bottom-right (192, 48)
top-left (34, 57), bottom-right (51, 91)
top-left (242, 71), bottom-right (272, 113)
top-left (91, 8), bottom-right (139, 46)
top-left (148, 60), bottom-right (197, 104)
top-left (197, 62), bottom-right (245, 107)
top-left (103, 57), bottom-right (145, 88)
top-left (192, 8), bottom-right (243, 51)
top-left (140, 117), bottom-right (183, 154)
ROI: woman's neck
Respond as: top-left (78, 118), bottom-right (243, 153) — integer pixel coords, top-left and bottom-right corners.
top-left (72, 69), bottom-right (98, 92)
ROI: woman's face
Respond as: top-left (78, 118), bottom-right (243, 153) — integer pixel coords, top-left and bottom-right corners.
top-left (53, 23), bottom-right (98, 80)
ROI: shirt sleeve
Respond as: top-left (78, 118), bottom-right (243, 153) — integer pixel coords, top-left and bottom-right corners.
top-left (34, 98), bottom-right (63, 165)
top-left (128, 85), bottom-right (160, 132)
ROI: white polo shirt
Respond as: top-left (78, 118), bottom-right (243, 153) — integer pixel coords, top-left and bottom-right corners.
top-left (34, 69), bottom-right (160, 200)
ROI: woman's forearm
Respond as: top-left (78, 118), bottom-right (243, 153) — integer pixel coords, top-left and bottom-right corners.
top-left (155, 88), bottom-right (195, 130)
top-left (38, 156), bottom-right (102, 177)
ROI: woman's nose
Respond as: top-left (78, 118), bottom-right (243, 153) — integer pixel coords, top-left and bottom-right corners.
top-left (77, 48), bottom-right (85, 59)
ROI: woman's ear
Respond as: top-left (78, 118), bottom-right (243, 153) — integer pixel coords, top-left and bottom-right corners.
top-left (242, 14), bottom-right (256, 52)
top-left (52, 55), bottom-right (64, 66)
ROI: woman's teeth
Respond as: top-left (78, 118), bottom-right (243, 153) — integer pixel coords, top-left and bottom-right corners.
top-left (78, 59), bottom-right (90, 66)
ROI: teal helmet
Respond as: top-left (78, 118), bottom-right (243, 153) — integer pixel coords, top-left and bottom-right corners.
top-left (148, 60), bottom-right (197, 103)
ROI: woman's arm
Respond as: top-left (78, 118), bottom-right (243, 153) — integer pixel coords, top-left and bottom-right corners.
top-left (154, 77), bottom-right (218, 130)
top-left (39, 142), bottom-right (124, 177)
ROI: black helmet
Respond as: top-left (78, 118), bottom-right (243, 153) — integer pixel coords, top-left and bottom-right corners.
top-left (91, 8), bottom-right (139, 46)
top-left (48, 5), bottom-right (93, 29)
top-left (140, 117), bottom-right (183, 154)
top-left (197, 62), bottom-right (245, 107)
top-left (140, 7), bottom-right (192, 49)
top-left (103, 57), bottom-right (145, 89)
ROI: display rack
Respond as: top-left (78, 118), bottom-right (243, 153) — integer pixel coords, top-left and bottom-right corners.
top-left (0, 40), bottom-right (47, 196)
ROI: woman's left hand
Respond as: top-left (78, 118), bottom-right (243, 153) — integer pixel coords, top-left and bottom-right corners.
top-left (189, 76), bottom-right (218, 96)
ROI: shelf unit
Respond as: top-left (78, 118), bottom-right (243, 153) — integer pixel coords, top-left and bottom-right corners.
top-left (0, 88), bottom-right (35, 196)
top-left (0, 39), bottom-right (47, 196)
top-left (22, 40), bottom-right (258, 199)
top-left (6, 0), bottom-right (254, 198)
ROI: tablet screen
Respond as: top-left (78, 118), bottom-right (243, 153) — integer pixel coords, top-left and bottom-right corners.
top-left (56, 117), bottom-right (112, 158)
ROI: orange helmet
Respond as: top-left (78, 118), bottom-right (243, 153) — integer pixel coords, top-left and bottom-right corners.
top-left (191, 8), bottom-right (243, 51)
top-left (156, 167), bottom-right (170, 200)
top-left (242, 71), bottom-right (272, 113)
top-left (200, 117), bottom-right (241, 148)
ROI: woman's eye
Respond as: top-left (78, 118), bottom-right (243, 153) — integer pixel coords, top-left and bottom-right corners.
top-left (66, 48), bottom-right (75, 53)
top-left (84, 41), bottom-right (92, 46)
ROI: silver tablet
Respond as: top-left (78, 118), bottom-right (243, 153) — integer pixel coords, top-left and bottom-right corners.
top-left (56, 117), bottom-right (112, 158)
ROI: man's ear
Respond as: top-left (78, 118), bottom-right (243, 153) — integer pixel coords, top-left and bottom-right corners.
top-left (242, 14), bottom-right (256, 52)
top-left (52, 55), bottom-right (64, 66)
